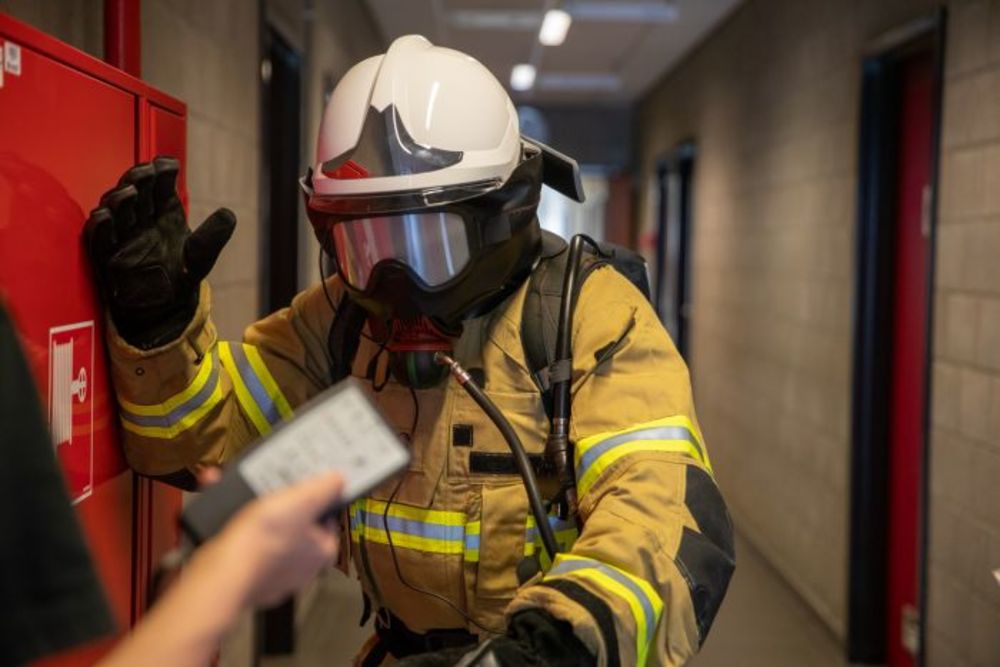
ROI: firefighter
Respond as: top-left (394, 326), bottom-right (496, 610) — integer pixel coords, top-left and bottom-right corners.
top-left (85, 35), bottom-right (734, 666)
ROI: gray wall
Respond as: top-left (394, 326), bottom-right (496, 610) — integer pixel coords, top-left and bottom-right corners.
top-left (142, 0), bottom-right (263, 340)
top-left (926, 2), bottom-right (1000, 663)
top-left (0, 0), bottom-right (102, 57)
top-left (636, 0), bottom-right (1000, 662)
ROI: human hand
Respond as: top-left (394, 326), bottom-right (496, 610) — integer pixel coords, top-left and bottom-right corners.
top-left (190, 471), bottom-right (344, 609)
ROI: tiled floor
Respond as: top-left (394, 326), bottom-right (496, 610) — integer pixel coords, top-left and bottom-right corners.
top-left (246, 533), bottom-right (847, 666)
top-left (693, 535), bottom-right (847, 667)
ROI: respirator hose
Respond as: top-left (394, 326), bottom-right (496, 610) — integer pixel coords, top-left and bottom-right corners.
top-left (435, 352), bottom-right (559, 562)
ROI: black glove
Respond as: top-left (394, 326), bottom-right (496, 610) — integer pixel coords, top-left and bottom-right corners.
top-left (395, 610), bottom-right (595, 667)
top-left (84, 157), bottom-right (236, 349)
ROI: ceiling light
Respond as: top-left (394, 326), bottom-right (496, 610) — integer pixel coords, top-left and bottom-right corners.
top-left (537, 72), bottom-right (621, 92)
top-left (569, 1), bottom-right (679, 23)
top-left (538, 9), bottom-right (572, 46)
top-left (510, 64), bottom-right (537, 91)
top-left (450, 10), bottom-right (542, 31)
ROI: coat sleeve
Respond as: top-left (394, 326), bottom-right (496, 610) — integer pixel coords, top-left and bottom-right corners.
top-left (106, 279), bottom-right (339, 482)
top-left (507, 267), bottom-right (735, 667)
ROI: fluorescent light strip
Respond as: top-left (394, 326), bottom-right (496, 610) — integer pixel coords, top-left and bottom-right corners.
top-left (539, 9), bottom-right (572, 46)
top-left (537, 72), bottom-right (621, 92)
top-left (569, 1), bottom-right (679, 23)
top-left (450, 10), bottom-right (542, 31)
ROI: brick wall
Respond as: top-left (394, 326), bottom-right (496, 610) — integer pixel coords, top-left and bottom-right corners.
top-left (926, 2), bottom-right (1000, 665)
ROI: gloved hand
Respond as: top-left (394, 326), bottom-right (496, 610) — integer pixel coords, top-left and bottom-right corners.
top-left (395, 610), bottom-right (595, 667)
top-left (85, 156), bottom-right (236, 349)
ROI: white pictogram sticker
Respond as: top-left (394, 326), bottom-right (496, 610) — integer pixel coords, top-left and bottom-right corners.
top-left (4, 41), bottom-right (21, 76)
top-left (48, 321), bottom-right (95, 504)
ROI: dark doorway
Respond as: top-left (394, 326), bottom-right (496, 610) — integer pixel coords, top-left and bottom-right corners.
top-left (848, 12), bottom-right (944, 666)
top-left (260, 26), bottom-right (302, 314)
top-left (654, 142), bottom-right (696, 360)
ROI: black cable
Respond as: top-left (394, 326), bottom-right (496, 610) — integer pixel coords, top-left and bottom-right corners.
top-left (435, 353), bottom-right (559, 562)
top-left (381, 475), bottom-right (504, 637)
top-left (370, 384), bottom-right (503, 636)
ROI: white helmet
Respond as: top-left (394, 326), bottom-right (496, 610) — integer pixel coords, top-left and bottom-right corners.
top-left (301, 35), bottom-right (584, 325)
top-left (311, 34), bottom-right (521, 210)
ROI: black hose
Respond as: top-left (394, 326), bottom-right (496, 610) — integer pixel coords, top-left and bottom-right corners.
top-left (435, 353), bottom-right (560, 561)
top-left (547, 234), bottom-right (604, 515)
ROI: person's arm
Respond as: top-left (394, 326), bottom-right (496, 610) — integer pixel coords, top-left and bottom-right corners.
top-left (86, 160), bottom-right (343, 487)
top-left (99, 472), bottom-right (343, 667)
top-left (507, 267), bottom-right (735, 666)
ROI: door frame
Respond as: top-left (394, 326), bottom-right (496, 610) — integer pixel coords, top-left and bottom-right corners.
top-left (654, 140), bottom-right (696, 360)
top-left (847, 9), bottom-right (946, 665)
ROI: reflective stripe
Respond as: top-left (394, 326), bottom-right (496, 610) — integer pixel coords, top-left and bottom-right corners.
top-left (118, 349), bottom-right (224, 439)
top-left (350, 498), bottom-right (468, 556)
top-left (348, 500), bottom-right (578, 565)
top-left (545, 554), bottom-right (663, 666)
top-left (219, 342), bottom-right (292, 435)
top-left (524, 515), bottom-right (579, 566)
top-left (575, 415), bottom-right (709, 498)
top-left (459, 514), bottom-right (581, 564)
top-left (464, 521), bottom-right (481, 562)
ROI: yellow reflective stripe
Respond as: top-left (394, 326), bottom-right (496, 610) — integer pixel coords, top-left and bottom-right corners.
top-left (120, 381), bottom-right (224, 439)
top-left (575, 415), bottom-right (710, 498)
top-left (545, 554), bottom-right (663, 666)
top-left (118, 349), bottom-right (225, 439)
top-left (578, 440), bottom-right (705, 498)
top-left (464, 521), bottom-right (481, 562)
top-left (349, 498), bottom-right (469, 557)
top-left (218, 342), bottom-right (272, 435)
top-left (354, 498), bottom-right (466, 526)
top-left (351, 525), bottom-right (466, 555)
top-left (524, 515), bottom-right (580, 565)
top-left (243, 345), bottom-right (293, 420)
top-left (117, 347), bottom-right (214, 416)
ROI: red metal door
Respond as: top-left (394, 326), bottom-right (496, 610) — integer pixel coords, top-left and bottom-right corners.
top-left (131, 101), bottom-right (186, 617)
top-left (885, 50), bottom-right (933, 667)
top-left (0, 24), bottom-right (138, 640)
top-left (0, 14), bottom-right (185, 664)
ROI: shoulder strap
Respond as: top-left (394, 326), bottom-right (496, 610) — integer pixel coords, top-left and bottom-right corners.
top-left (328, 292), bottom-right (369, 383)
top-left (521, 231), bottom-right (606, 418)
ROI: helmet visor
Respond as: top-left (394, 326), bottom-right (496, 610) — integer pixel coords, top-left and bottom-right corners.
top-left (332, 212), bottom-right (471, 289)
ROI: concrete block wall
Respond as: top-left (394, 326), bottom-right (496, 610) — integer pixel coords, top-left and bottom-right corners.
top-left (142, 0), bottom-right (263, 340)
top-left (926, 2), bottom-right (1000, 665)
top-left (636, 0), bottom-right (946, 643)
top-left (638, 0), bottom-right (1000, 661)
top-left (0, 0), bottom-right (102, 57)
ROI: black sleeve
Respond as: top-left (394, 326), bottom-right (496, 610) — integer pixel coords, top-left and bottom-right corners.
top-left (0, 303), bottom-right (115, 664)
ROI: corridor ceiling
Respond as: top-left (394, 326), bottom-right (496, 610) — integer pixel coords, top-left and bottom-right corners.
top-left (363, 0), bottom-right (743, 105)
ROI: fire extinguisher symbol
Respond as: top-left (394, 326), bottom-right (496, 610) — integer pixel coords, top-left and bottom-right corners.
top-left (48, 321), bottom-right (95, 504)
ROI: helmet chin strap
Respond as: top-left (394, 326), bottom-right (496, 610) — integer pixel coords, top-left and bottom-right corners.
top-left (384, 316), bottom-right (455, 389)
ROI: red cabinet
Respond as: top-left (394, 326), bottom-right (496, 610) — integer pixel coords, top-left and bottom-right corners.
top-left (0, 13), bottom-right (184, 664)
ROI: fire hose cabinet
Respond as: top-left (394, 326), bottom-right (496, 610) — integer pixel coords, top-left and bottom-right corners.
top-left (0, 13), bottom-right (184, 664)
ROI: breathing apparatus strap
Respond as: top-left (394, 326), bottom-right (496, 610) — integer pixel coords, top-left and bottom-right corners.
top-left (327, 292), bottom-right (369, 383)
top-left (520, 231), bottom-right (607, 420)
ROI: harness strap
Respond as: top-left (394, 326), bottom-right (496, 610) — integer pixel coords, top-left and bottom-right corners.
top-left (371, 609), bottom-right (478, 660)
